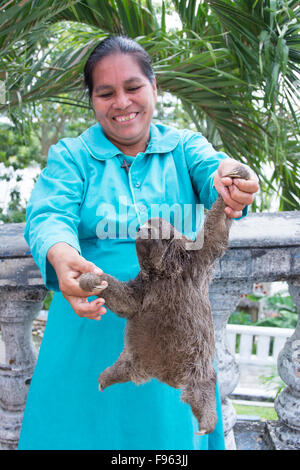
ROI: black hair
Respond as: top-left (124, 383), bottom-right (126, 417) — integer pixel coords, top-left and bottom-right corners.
top-left (84, 35), bottom-right (155, 98)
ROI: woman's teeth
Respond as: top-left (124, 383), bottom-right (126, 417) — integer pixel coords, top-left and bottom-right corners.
top-left (114, 112), bottom-right (137, 122)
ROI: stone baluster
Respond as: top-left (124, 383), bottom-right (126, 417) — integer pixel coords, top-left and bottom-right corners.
top-left (0, 286), bottom-right (46, 449)
top-left (210, 278), bottom-right (253, 450)
top-left (0, 223), bottom-right (47, 450)
top-left (266, 280), bottom-right (300, 449)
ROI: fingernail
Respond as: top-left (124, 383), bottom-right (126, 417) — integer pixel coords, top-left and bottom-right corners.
top-left (93, 267), bottom-right (102, 274)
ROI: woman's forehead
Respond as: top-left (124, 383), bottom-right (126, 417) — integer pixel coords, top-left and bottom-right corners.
top-left (92, 53), bottom-right (146, 84)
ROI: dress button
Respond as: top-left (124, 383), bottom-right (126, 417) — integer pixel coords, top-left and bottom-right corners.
top-left (135, 182), bottom-right (141, 188)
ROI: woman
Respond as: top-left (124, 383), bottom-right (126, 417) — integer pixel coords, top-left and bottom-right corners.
top-left (18, 36), bottom-right (258, 450)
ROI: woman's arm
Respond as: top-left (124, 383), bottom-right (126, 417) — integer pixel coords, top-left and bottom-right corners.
top-left (25, 141), bottom-right (107, 320)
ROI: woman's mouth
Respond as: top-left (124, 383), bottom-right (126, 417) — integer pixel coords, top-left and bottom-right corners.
top-left (113, 112), bottom-right (138, 123)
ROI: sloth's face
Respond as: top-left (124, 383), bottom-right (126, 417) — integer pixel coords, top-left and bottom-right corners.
top-left (136, 218), bottom-right (186, 276)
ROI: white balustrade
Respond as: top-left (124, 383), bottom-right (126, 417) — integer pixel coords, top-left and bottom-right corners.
top-left (226, 324), bottom-right (294, 366)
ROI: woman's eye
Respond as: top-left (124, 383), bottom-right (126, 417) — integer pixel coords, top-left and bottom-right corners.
top-left (97, 86), bottom-right (141, 98)
top-left (99, 92), bottom-right (113, 98)
top-left (127, 86), bottom-right (141, 92)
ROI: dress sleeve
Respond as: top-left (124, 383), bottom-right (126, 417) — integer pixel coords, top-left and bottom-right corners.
top-left (183, 130), bottom-right (248, 217)
top-left (24, 141), bottom-right (85, 291)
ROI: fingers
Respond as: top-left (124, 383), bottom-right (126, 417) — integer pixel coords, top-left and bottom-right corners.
top-left (216, 160), bottom-right (259, 219)
top-left (72, 256), bottom-right (102, 275)
top-left (64, 294), bottom-right (107, 321)
top-left (218, 158), bottom-right (259, 190)
top-left (219, 186), bottom-right (245, 212)
top-left (227, 181), bottom-right (256, 206)
top-left (59, 273), bottom-right (103, 298)
top-left (232, 177), bottom-right (259, 194)
top-left (224, 206), bottom-right (243, 219)
top-left (59, 257), bottom-right (104, 298)
top-left (48, 243), bottom-right (105, 298)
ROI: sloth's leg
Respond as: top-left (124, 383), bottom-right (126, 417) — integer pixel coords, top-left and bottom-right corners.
top-left (98, 349), bottom-right (135, 391)
top-left (181, 369), bottom-right (217, 435)
top-left (196, 196), bottom-right (231, 264)
top-left (196, 164), bottom-right (250, 264)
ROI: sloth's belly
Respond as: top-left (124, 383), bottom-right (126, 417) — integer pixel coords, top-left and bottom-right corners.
top-left (125, 315), bottom-right (214, 385)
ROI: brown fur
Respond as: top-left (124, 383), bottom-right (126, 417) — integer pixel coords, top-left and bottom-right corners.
top-left (79, 164), bottom-right (250, 435)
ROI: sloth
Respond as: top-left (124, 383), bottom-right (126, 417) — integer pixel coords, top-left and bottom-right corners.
top-left (79, 164), bottom-right (250, 435)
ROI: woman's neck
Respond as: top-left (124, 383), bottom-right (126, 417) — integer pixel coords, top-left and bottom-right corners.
top-left (108, 132), bottom-right (150, 157)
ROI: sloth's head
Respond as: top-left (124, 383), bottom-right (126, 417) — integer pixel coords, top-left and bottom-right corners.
top-left (136, 218), bottom-right (191, 279)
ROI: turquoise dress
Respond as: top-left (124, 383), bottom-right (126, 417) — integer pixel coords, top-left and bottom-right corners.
top-left (18, 122), bottom-right (241, 450)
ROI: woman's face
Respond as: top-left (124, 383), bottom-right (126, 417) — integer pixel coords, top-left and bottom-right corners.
top-left (91, 53), bottom-right (157, 155)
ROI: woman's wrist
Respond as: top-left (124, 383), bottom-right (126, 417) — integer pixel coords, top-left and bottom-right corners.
top-left (47, 242), bottom-right (79, 270)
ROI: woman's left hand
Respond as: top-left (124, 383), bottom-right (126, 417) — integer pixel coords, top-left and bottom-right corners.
top-left (214, 158), bottom-right (259, 218)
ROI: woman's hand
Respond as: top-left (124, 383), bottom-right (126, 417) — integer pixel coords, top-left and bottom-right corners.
top-left (47, 242), bottom-right (107, 320)
top-left (214, 158), bottom-right (259, 218)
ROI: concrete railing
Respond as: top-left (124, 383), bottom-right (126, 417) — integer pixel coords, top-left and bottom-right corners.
top-left (0, 211), bottom-right (299, 450)
top-left (227, 324), bottom-right (294, 367)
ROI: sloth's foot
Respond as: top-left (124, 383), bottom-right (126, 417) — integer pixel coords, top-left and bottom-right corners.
top-left (195, 429), bottom-right (208, 436)
top-left (194, 412), bottom-right (217, 436)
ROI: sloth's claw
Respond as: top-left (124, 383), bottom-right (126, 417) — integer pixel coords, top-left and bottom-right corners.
top-left (92, 281), bottom-right (108, 292)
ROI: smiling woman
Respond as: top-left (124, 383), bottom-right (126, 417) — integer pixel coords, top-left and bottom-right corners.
top-left (90, 54), bottom-right (157, 156)
top-left (84, 37), bottom-right (157, 157)
top-left (18, 35), bottom-right (258, 451)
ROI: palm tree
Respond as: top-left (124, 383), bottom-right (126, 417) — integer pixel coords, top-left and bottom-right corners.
top-left (0, 0), bottom-right (299, 210)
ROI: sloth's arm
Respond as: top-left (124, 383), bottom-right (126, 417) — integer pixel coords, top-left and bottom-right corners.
top-left (79, 272), bottom-right (140, 319)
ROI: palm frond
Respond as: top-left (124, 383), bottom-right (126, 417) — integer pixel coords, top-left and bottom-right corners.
top-left (0, 0), bottom-right (299, 210)
top-left (51, 0), bottom-right (159, 37)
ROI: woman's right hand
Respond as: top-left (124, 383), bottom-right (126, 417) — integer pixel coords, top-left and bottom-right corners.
top-left (47, 242), bottom-right (107, 321)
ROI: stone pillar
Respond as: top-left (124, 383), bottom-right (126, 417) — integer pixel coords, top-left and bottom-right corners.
top-left (210, 279), bottom-right (253, 450)
top-left (266, 280), bottom-right (300, 449)
top-left (0, 286), bottom-right (47, 449)
top-left (0, 222), bottom-right (47, 450)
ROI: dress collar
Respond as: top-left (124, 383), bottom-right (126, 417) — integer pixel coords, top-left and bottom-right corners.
top-left (79, 122), bottom-right (181, 161)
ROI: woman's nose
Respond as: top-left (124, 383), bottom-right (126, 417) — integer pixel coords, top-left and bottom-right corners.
top-left (112, 92), bottom-right (132, 109)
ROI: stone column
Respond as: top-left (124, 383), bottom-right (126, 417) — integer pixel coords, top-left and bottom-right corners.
top-left (0, 286), bottom-right (47, 449)
top-left (0, 223), bottom-right (47, 450)
top-left (210, 278), bottom-right (253, 450)
top-left (266, 280), bottom-right (300, 449)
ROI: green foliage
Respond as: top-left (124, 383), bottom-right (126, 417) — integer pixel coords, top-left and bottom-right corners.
top-left (259, 366), bottom-right (285, 398)
top-left (233, 403), bottom-right (278, 421)
top-left (0, 100), bottom-right (95, 223)
top-left (43, 290), bottom-right (54, 310)
top-left (0, 121), bottom-right (40, 170)
top-left (249, 291), bottom-right (297, 329)
top-left (228, 310), bottom-right (252, 325)
top-left (0, 0), bottom-right (299, 211)
top-left (229, 289), bottom-right (297, 329)
top-left (0, 189), bottom-right (26, 223)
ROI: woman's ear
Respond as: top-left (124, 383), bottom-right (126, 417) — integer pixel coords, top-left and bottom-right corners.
top-left (152, 77), bottom-right (157, 101)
